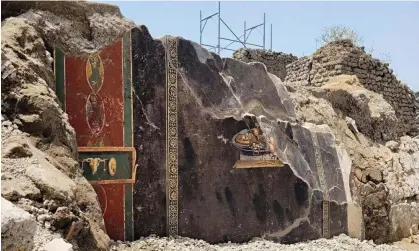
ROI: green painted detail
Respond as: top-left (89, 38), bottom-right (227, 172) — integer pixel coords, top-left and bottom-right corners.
top-left (123, 31), bottom-right (133, 147)
top-left (79, 152), bottom-right (132, 181)
top-left (124, 183), bottom-right (134, 241)
top-left (55, 48), bottom-right (65, 109)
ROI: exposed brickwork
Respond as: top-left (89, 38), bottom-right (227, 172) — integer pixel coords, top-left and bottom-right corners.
top-left (285, 39), bottom-right (417, 137)
top-left (233, 48), bottom-right (298, 81)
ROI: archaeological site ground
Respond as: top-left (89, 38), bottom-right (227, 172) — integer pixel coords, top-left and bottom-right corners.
top-left (1, 1), bottom-right (418, 251)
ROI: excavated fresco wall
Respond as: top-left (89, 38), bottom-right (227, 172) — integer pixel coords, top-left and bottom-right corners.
top-left (55, 26), bottom-right (361, 244)
top-left (285, 40), bottom-right (417, 138)
top-left (128, 27), bottom-right (357, 244)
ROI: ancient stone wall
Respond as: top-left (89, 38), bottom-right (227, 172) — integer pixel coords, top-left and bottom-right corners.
top-left (284, 56), bottom-right (312, 84)
top-left (233, 48), bottom-right (298, 81)
top-left (415, 92), bottom-right (419, 134)
top-left (285, 40), bottom-right (417, 137)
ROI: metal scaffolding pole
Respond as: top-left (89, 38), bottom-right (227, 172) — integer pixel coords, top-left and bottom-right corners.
top-left (218, 1), bottom-right (221, 54)
top-left (270, 23), bottom-right (273, 51)
top-left (200, 10), bottom-right (202, 45)
top-left (263, 13), bottom-right (266, 49)
top-left (244, 21), bottom-right (246, 44)
top-left (199, 1), bottom-right (272, 54)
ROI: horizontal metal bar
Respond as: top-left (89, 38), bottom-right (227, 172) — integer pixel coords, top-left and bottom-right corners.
top-left (245, 23), bottom-right (263, 32)
top-left (220, 34), bottom-right (246, 53)
top-left (243, 42), bottom-right (264, 48)
top-left (220, 37), bottom-right (263, 48)
top-left (201, 12), bottom-right (218, 22)
top-left (202, 44), bottom-right (217, 49)
top-left (220, 47), bottom-right (236, 52)
top-left (220, 37), bottom-right (241, 43)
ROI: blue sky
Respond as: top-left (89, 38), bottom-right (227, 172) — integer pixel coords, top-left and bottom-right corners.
top-left (102, 1), bottom-right (419, 91)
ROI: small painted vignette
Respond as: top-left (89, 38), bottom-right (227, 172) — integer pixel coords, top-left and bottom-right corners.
top-left (79, 146), bottom-right (137, 241)
top-left (78, 147), bottom-right (138, 184)
top-left (166, 37), bottom-right (179, 237)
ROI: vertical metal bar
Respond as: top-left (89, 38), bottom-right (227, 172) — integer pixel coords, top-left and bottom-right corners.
top-left (263, 13), bottom-right (266, 49)
top-left (218, 1), bottom-right (221, 54)
top-left (200, 10), bottom-right (202, 45)
top-left (270, 23), bottom-right (273, 51)
top-left (244, 21), bottom-right (247, 44)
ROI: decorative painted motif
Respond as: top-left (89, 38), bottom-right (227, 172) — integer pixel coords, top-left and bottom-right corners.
top-left (54, 30), bottom-right (135, 241)
top-left (109, 157), bottom-right (117, 176)
top-left (78, 148), bottom-right (136, 182)
top-left (232, 124), bottom-right (284, 168)
top-left (85, 54), bottom-right (106, 135)
top-left (86, 54), bottom-right (105, 92)
top-left (86, 94), bottom-right (105, 135)
top-left (62, 40), bottom-right (124, 147)
top-left (166, 37), bottom-right (179, 237)
top-left (78, 147), bottom-right (136, 241)
top-left (79, 156), bottom-right (118, 176)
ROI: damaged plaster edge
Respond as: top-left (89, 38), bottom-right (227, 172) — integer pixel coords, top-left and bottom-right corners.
top-left (335, 142), bottom-right (353, 203)
top-left (262, 217), bottom-right (311, 239)
top-left (302, 122), bottom-right (353, 203)
top-left (27, 10), bottom-right (137, 57)
top-left (268, 72), bottom-right (297, 119)
top-left (347, 202), bottom-right (365, 240)
top-left (301, 122), bottom-right (335, 135)
top-left (191, 41), bottom-right (215, 64)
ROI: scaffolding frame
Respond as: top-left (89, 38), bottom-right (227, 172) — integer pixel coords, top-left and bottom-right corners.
top-left (200, 1), bottom-right (273, 54)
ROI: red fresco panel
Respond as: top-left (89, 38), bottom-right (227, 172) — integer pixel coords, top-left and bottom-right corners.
top-left (93, 184), bottom-right (125, 241)
top-left (64, 40), bottom-right (124, 147)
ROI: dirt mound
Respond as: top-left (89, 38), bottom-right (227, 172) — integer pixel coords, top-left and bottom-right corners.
top-left (1, 1), bottom-right (134, 250)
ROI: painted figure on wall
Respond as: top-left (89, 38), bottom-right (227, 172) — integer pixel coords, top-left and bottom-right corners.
top-left (232, 124), bottom-right (276, 156)
top-left (86, 54), bottom-right (104, 92)
top-left (232, 123), bottom-right (284, 168)
top-left (86, 54), bottom-right (106, 137)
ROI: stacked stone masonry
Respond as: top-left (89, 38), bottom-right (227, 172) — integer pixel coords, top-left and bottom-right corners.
top-left (233, 48), bottom-right (298, 81)
top-left (415, 92), bottom-right (419, 133)
top-left (285, 39), bottom-right (417, 137)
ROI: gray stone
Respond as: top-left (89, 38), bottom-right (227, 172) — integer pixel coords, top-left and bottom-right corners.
top-left (2, 141), bottom-right (33, 158)
top-left (1, 197), bottom-right (36, 251)
top-left (389, 203), bottom-right (419, 241)
top-left (25, 162), bottom-right (76, 201)
top-left (359, 184), bottom-right (391, 244)
top-left (52, 207), bottom-right (77, 229)
top-left (1, 177), bottom-right (41, 201)
top-left (364, 168), bottom-right (383, 184)
top-left (386, 141), bottom-right (400, 152)
top-left (354, 167), bottom-right (366, 183)
top-left (43, 238), bottom-right (73, 251)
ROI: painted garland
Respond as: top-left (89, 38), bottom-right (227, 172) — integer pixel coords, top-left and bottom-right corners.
top-left (166, 37), bottom-right (179, 237)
